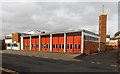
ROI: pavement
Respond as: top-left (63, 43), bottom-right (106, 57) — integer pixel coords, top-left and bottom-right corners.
top-left (0, 49), bottom-right (119, 72)
top-left (1, 50), bottom-right (81, 61)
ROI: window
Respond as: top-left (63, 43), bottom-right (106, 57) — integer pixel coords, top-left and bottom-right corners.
top-left (41, 44), bottom-right (43, 48)
top-left (40, 44), bottom-right (42, 48)
top-left (53, 44), bottom-right (55, 48)
top-left (93, 37), bottom-right (96, 41)
top-left (47, 44), bottom-right (49, 48)
top-left (12, 43), bottom-right (18, 47)
top-left (70, 44), bottom-right (72, 49)
top-left (89, 37), bottom-right (91, 41)
top-left (27, 44), bottom-right (30, 47)
top-left (33, 44), bottom-right (36, 47)
top-left (88, 36), bottom-right (91, 41)
top-left (24, 44), bottom-right (25, 47)
top-left (43, 44), bottom-right (46, 48)
top-left (49, 44), bottom-right (50, 48)
top-left (99, 20), bottom-right (102, 23)
top-left (99, 25), bottom-right (102, 28)
top-left (59, 44), bottom-right (61, 49)
top-left (78, 44), bottom-right (81, 49)
top-left (5, 36), bottom-right (12, 39)
top-left (74, 44), bottom-right (77, 49)
top-left (99, 31), bottom-right (101, 34)
top-left (7, 43), bottom-right (11, 47)
top-left (62, 44), bottom-right (64, 49)
top-left (24, 44), bottom-right (28, 47)
top-left (91, 37), bottom-right (93, 41)
top-left (56, 44), bottom-right (58, 48)
top-left (46, 44), bottom-right (48, 48)
top-left (67, 44), bottom-right (69, 49)
top-left (84, 36), bottom-right (86, 40)
top-left (42, 44), bottom-right (45, 48)
top-left (36, 44), bottom-right (39, 48)
top-left (85, 35), bottom-right (89, 41)
top-left (32, 44), bottom-right (34, 47)
top-left (97, 38), bottom-right (99, 41)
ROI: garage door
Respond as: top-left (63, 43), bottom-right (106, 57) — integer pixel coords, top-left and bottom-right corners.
top-left (23, 37), bottom-right (30, 50)
top-left (32, 38), bottom-right (39, 50)
top-left (41, 35), bottom-right (50, 51)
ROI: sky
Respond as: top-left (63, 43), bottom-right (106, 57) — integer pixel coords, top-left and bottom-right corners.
top-left (1, 1), bottom-right (119, 39)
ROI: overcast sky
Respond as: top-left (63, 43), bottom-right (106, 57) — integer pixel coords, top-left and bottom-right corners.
top-left (1, 2), bottom-right (118, 39)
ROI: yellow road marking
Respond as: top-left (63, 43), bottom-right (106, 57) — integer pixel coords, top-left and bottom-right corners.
top-left (0, 67), bottom-right (19, 74)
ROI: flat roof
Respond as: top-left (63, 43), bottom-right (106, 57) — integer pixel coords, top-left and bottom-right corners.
top-left (21, 29), bottom-right (99, 37)
top-left (5, 33), bottom-right (27, 35)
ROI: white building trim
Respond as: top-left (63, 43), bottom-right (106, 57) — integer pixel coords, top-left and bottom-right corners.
top-left (50, 34), bottom-right (52, 52)
top-left (39, 35), bottom-right (41, 51)
top-left (12, 43), bottom-right (20, 50)
top-left (109, 40), bottom-right (118, 42)
top-left (30, 36), bottom-right (32, 50)
top-left (5, 39), bottom-right (12, 44)
top-left (5, 34), bottom-right (12, 37)
top-left (21, 37), bottom-right (24, 50)
top-left (64, 33), bottom-right (66, 52)
top-left (98, 36), bottom-right (101, 51)
top-left (81, 31), bottom-right (84, 53)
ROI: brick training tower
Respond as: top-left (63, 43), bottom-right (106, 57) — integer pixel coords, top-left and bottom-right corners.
top-left (99, 5), bottom-right (107, 43)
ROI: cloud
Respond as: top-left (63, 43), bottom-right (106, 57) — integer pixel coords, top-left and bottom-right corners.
top-left (1, 2), bottom-right (118, 39)
top-left (1, 0), bottom-right (119, 2)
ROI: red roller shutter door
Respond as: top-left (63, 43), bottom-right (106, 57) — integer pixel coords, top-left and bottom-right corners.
top-left (27, 39), bottom-right (30, 50)
top-left (31, 38), bottom-right (39, 50)
top-left (66, 36), bottom-right (74, 53)
top-left (32, 38), bottom-right (36, 50)
top-left (58, 36), bottom-right (64, 52)
top-left (35, 38), bottom-right (39, 50)
top-left (46, 37), bottom-right (50, 51)
top-left (24, 39), bottom-right (27, 50)
top-left (41, 38), bottom-right (46, 51)
top-left (53, 37), bottom-right (59, 52)
top-left (73, 36), bottom-right (82, 53)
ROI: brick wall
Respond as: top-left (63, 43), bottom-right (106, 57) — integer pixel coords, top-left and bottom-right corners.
top-left (83, 41), bottom-right (99, 55)
top-left (83, 41), bottom-right (106, 55)
top-left (84, 41), bottom-right (99, 52)
top-left (100, 44), bottom-right (106, 52)
top-left (12, 33), bottom-right (21, 43)
top-left (106, 45), bottom-right (114, 50)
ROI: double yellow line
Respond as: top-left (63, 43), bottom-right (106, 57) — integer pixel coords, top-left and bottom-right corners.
top-left (0, 67), bottom-right (19, 74)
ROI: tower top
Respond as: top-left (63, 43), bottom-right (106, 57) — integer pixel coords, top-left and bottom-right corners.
top-left (102, 4), bottom-right (104, 13)
top-left (100, 4), bottom-right (107, 15)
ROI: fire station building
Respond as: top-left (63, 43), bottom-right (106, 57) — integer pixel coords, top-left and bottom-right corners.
top-left (20, 29), bottom-right (101, 54)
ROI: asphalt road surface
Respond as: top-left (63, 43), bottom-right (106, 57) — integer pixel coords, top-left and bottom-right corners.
top-left (1, 50), bottom-right (119, 72)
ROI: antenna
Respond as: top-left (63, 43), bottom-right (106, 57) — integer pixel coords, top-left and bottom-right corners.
top-left (102, 4), bottom-right (104, 13)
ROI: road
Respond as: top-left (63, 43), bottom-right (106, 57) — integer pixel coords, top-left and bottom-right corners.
top-left (1, 50), bottom-right (119, 72)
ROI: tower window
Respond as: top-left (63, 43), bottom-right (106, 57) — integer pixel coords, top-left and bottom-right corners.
top-left (99, 20), bottom-right (102, 23)
top-left (99, 25), bottom-right (102, 28)
top-left (99, 31), bottom-right (101, 34)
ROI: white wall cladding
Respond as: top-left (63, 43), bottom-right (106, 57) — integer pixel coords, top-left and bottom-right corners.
top-left (5, 39), bottom-right (12, 43)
